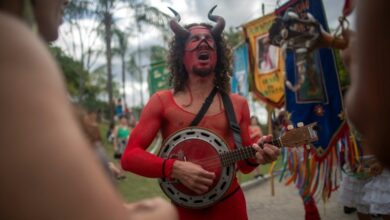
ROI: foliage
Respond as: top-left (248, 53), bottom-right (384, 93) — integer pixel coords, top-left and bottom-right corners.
top-left (49, 45), bottom-right (119, 114)
top-left (149, 45), bottom-right (168, 64)
top-left (49, 46), bottom-right (88, 98)
top-left (224, 26), bottom-right (245, 49)
top-left (333, 49), bottom-right (350, 90)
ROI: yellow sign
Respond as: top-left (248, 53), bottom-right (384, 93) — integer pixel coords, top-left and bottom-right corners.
top-left (243, 13), bottom-right (285, 108)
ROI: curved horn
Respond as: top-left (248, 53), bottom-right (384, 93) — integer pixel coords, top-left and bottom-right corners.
top-left (168, 7), bottom-right (190, 38)
top-left (208, 5), bottom-right (225, 37)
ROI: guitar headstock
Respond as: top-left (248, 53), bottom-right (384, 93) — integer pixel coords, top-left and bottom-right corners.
top-left (280, 122), bottom-right (318, 148)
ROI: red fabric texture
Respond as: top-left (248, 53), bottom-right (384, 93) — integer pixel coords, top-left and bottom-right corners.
top-left (121, 89), bottom-right (257, 219)
top-left (176, 187), bottom-right (248, 220)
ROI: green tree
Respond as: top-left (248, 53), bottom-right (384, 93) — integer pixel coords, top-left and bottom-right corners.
top-left (126, 54), bottom-right (141, 107)
top-left (333, 49), bottom-right (350, 90)
top-left (149, 45), bottom-right (168, 64)
top-left (113, 28), bottom-right (130, 108)
top-left (63, 0), bottom-right (173, 119)
top-left (49, 46), bottom-right (119, 117)
top-left (49, 46), bottom-right (88, 99)
top-left (224, 27), bottom-right (245, 49)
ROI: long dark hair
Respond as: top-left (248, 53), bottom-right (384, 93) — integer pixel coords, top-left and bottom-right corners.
top-left (167, 23), bottom-right (232, 93)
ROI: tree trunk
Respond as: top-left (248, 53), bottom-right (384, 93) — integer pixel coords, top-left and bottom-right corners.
top-left (104, 10), bottom-right (114, 124)
top-left (121, 53), bottom-right (126, 108)
top-left (137, 24), bottom-right (144, 107)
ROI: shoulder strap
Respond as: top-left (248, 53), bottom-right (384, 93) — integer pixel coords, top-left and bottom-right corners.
top-left (220, 92), bottom-right (243, 149)
top-left (190, 87), bottom-right (218, 126)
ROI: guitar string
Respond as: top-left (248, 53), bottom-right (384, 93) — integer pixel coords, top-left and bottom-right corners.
top-left (186, 147), bottom-right (255, 164)
top-left (181, 139), bottom-right (281, 164)
top-left (169, 142), bottom-right (308, 169)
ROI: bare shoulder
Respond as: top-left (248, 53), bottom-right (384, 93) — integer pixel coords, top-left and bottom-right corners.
top-left (0, 13), bottom-right (64, 90)
top-left (0, 12), bottom-right (71, 131)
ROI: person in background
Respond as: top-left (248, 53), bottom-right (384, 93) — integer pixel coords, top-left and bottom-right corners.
top-left (344, 0), bottom-right (390, 170)
top-left (249, 115), bottom-right (264, 178)
top-left (0, 0), bottom-right (177, 219)
top-left (113, 115), bottom-right (131, 159)
top-left (114, 98), bottom-right (123, 120)
top-left (78, 108), bottom-right (125, 181)
top-left (107, 121), bottom-right (116, 143)
top-left (249, 115), bottom-right (263, 143)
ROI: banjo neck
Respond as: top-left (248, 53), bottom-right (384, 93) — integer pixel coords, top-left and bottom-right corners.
top-left (220, 139), bottom-right (282, 167)
top-left (220, 122), bottom-right (319, 166)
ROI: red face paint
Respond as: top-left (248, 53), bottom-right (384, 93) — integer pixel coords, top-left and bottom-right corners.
top-left (183, 26), bottom-right (217, 77)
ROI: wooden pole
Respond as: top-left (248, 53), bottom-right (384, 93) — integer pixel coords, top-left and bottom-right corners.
top-left (266, 106), bottom-right (276, 196)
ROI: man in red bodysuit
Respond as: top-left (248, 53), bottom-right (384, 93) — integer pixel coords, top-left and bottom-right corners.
top-left (121, 6), bottom-right (280, 220)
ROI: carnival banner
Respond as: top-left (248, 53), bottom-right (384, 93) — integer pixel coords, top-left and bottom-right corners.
top-left (148, 61), bottom-right (170, 96)
top-left (243, 13), bottom-right (285, 108)
top-left (231, 42), bottom-right (250, 98)
top-left (275, 0), bottom-right (349, 199)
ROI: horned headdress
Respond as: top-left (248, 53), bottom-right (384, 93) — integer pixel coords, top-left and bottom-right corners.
top-left (168, 5), bottom-right (225, 38)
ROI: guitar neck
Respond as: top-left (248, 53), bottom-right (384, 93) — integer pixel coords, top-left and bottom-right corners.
top-left (220, 138), bottom-right (282, 167)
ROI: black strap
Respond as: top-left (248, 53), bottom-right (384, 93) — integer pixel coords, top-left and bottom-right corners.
top-left (221, 92), bottom-right (259, 166)
top-left (190, 87), bottom-right (218, 126)
top-left (220, 92), bottom-right (243, 149)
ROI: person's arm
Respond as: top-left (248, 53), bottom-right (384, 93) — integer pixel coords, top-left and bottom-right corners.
top-left (0, 14), bottom-right (176, 220)
top-left (121, 93), bottom-right (176, 178)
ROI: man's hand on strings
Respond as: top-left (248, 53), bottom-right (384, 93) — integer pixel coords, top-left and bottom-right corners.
top-left (252, 135), bottom-right (280, 164)
top-left (171, 160), bottom-right (216, 194)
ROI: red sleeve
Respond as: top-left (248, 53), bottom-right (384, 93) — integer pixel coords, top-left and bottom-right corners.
top-left (236, 98), bottom-right (260, 174)
top-left (121, 92), bottom-right (175, 178)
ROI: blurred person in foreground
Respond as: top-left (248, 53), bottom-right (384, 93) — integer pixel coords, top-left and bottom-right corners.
top-left (0, 0), bottom-right (177, 219)
top-left (341, 29), bottom-right (390, 220)
top-left (345, 0), bottom-right (390, 170)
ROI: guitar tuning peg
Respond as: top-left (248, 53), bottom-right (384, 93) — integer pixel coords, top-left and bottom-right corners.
top-left (297, 122), bottom-right (304, 127)
top-left (287, 125), bottom-right (294, 130)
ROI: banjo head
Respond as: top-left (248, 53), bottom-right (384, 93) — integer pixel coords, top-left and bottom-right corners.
top-left (158, 127), bottom-right (235, 209)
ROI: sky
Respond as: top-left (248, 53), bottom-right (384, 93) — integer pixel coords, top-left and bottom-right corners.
top-left (56, 0), bottom-right (355, 123)
top-left (148, 0), bottom-right (352, 29)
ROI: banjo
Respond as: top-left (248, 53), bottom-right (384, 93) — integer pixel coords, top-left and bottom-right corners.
top-left (158, 122), bottom-right (318, 209)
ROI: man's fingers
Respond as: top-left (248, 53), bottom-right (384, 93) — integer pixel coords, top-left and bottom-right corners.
top-left (200, 170), bottom-right (216, 179)
top-left (191, 184), bottom-right (209, 194)
top-left (196, 176), bottom-right (214, 186)
top-left (252, 141), bottom-right (280, 164)
top-left (258, 134), bottom-right (273, 144)
top-left (255, 151), bottom-right (264, 163)
top-left (263, 144), bottom-right (280, 160)
top-left (252, 144), bottom-right (262, 151)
